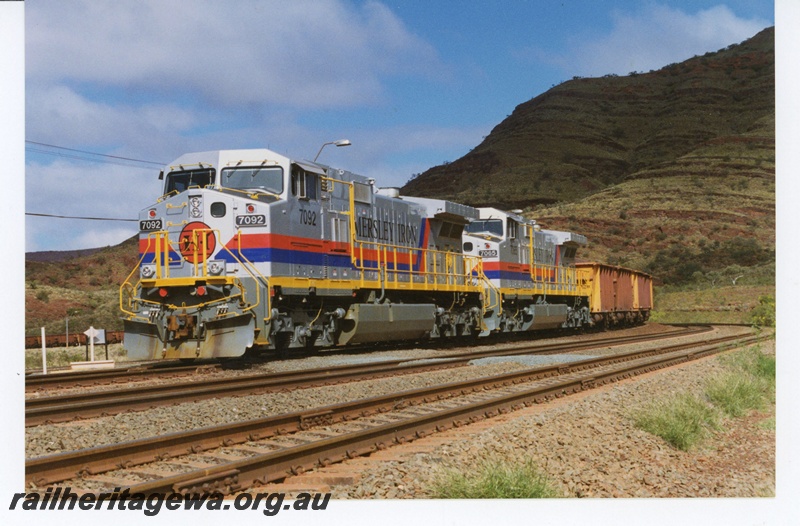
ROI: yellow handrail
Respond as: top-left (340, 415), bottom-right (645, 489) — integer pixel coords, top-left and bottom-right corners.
top-left (232, 230), bottom-right (271, 320)
top-left (119, 229), bottom-right (271, 321)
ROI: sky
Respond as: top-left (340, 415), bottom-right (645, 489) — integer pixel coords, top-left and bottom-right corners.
top-left (19, 0), bottom-right (776, 253)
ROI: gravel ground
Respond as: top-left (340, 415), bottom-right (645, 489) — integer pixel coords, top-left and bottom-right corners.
top-left (337, 338), bottom-right (775, 499)
top-left (25, 325), bottom-right (776, 500)
top-left (24, 323), bottom-right (720, 400)
top-left (25, 361), bottom-right (528, 457)
top-left (24, 347), bottom-right (451, 399)
top-left (25, 324), bottom-right (753, 460)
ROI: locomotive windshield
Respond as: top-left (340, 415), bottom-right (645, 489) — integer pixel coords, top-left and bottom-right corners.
top-left (165, 168), bottom-right (215, 194)
top-left (466, 219), bottom-right (503, 237)
top-left (222, 166), bottom-right (284, 194)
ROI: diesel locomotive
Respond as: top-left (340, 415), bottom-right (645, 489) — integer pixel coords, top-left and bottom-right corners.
top-left (120, 148), bottom-right (652, 360)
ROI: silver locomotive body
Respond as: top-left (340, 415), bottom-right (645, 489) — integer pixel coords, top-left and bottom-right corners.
top-left (122, 149), bottom-right (487, 360)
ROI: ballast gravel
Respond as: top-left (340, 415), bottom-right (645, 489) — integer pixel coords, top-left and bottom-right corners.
top-left (25, 361), bottom-right (529, 458)
top-left (336, 339), bottom-right (776, 499)
top-left (26, 324), bottom-right (678, 456)
top-left (25, 324), bottom-right (773, 499)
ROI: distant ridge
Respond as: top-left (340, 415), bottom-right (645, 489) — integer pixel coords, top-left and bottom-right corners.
top-left (26, 247), bottom-right (108, 263)
top-left (401, 27), bottom-right (774, 210)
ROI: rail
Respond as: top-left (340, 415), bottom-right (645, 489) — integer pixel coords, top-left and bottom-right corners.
top-left (23, 325), bottom-right (707, 426)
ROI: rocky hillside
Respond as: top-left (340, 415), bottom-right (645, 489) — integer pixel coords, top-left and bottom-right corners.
top-left (402, 27), bottom-right (774, 210)
top-left (402, 27), bottom-right (774, 289)
top-left (26, 237), bottom-right (139, 335)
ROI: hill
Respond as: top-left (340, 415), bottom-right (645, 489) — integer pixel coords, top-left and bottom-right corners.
top-left (402, 27), bottom-right (774, 291)
top-left (402, 27), bottom-right (773, 208)
top-left (26, 246), bottom-right (110, 263)
top-left (25, 236), bottom-right (139, 336)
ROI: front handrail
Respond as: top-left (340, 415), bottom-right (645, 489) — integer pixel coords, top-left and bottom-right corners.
top-left (232, 231), bottom-right (272, 321)
top-left (119, 229), bottom-right (270, 320)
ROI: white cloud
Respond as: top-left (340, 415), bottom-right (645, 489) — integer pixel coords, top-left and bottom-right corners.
top-left (26, 159), bottom-right (159, 216)
top-left (523, 3), bottom-right (769, 78)
top-left (26, 0), bottom-right (442, 109)
top-left (25, 159), bottom-right (159, 251)
top-left (73, 227), bottom-right (138, 251)
top-left (26, 85), bottom-right (197, 156)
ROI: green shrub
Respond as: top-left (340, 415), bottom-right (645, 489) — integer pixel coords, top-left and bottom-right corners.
top-left (632, 394), bottom-right (719, 451)
top-left (721, 346), bottom-right (776, 380)
top-left (754, 352), bottom-right (776, 382)
top-left (749, 295), bottom-right (775, 328)
top-left (431, 459), bottom-right (560, 499)
top-left (706, 372), bottom-right (767, 417)
top-left (707, 345), bottom-right (776, 417)
top-left (633, 346), bottom-right (776, 450)
top-left (717, 346), bottom-right (776, 404)
top-left (758, 417), bottom-right (776, 430)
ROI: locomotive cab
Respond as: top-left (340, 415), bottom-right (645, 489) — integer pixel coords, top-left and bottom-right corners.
top-left (123, 149), bottom-right (300, 360)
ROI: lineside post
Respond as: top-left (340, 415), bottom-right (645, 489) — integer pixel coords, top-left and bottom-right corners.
top-left (40, 327), bottom-right (47, 375)
top-left (84, 326), bottom-right (99, 362)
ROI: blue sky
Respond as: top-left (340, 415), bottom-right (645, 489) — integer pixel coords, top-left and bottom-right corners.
top-left (20, 0), bottom-right (775, 252)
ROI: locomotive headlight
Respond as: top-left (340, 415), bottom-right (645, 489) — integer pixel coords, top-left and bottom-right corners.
top-left (140, 264), bottom-right (156, 279)
top-left (207, 260), bottom-right (225, 276)
top-left (190, 196), bottom-right (202, 218)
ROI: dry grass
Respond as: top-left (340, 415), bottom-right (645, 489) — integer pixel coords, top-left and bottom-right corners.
top-left (431, 458), bottom-right (561, 499)
top-left (25, 343), bottom-right (128, 371)
top-left (632, 344), bottom-right (776, 451)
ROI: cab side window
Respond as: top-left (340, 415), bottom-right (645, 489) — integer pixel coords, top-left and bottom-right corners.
top-left (507, 219), bottom-right (518, 239)
top-left (291, 168), bottom-right (318, 200)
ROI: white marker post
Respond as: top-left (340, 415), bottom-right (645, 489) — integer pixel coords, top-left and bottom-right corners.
top-left (40, 327), bottom-right (47, 375)
top-left (84, 326), bottom-right (99, 362)
top-left (70, 327), bottom-right (114, 370)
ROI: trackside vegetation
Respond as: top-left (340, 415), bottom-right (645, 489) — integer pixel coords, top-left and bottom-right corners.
top-left (632, 345), bottom-right (775, 451)
top-left (431, 459), bottom-right (560, 499)
top-left (632, 393), bottom-right (720, 451)
top-left (25, 343), bottom-right (127, 371)
top-left (748, 295), bottom-right (776, 328)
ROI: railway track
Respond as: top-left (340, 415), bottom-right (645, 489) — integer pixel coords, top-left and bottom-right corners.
top-left (26, 330), bottom-right (766, 492)
top-left (25, 363), bottom-right (223, 391)
top-left (25, 325), bottom-right (698, 391)
top-left (24, 326), bottom-right (710, 427)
